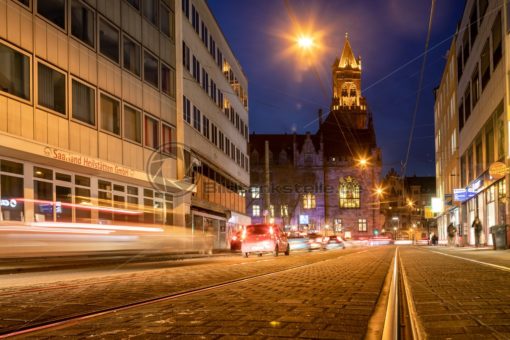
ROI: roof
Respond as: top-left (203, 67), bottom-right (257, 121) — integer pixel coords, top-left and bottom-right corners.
top-left (337, 34), bottom-right (360, 69)
top-left (249, 133), bottom-right (321, 164)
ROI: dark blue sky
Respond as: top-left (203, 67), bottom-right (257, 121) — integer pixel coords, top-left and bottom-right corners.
top-left (207, 0), bottom-right (466, 177)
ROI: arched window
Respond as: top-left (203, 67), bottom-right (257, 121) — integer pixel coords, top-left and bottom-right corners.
top-left (339, 176), bottom-right (360, 208)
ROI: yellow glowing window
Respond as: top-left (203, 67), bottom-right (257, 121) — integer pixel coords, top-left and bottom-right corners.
top-left (339, 176), bottom-right (360, 208)
top-left (303, 193), bottom-right (316, 209)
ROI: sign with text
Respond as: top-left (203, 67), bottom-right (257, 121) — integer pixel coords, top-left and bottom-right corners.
top-left (453, 188), bottom-right (476, 202)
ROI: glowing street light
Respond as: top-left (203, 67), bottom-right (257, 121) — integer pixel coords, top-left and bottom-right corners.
top-left (374, 185), bottom-right (385, 197)
top-left (296, 35), bottom-right (314, 50)
top-left (357, 157), bottom-right (369, 169)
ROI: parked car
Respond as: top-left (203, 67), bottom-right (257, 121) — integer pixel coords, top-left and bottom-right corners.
top-left (307, 233), bottom-right (324, 251)
top-left (230, 230), bottom-right (242, 251)
top-left (241, 224), bottom-right (290, 257)
top-left (323, 235), bottom-right (345, 249)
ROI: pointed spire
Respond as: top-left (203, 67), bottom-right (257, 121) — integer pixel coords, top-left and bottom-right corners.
top-left (338, 33), bottom-right (359, 69)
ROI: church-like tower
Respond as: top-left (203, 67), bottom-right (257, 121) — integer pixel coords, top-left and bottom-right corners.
top-left (331, 34), bottom-right (368, 129)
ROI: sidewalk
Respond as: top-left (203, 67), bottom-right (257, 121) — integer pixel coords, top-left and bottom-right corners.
top-left (426, 245), bottom-right (510, 269)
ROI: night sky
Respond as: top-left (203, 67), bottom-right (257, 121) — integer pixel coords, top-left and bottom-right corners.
top-left (207, 0), bottom-right (466, 178)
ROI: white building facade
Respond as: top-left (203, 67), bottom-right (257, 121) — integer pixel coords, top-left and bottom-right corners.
top-left (180, 0), bottom-right (250, 248)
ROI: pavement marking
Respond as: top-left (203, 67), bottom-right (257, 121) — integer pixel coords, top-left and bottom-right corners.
top-left (430, 250), bottom-right (510, 272)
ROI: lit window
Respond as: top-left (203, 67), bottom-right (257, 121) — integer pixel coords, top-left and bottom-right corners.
top-left (100, 94), bottom-right (120, 135)
top-left (144, 115), bottom-right (159, 149)
top-left (71, 0), bottom-right (95, 48)
top-left (162, 124), bottom-right (175, 155)
top-left (252, 205), bottom-right (260, 217)
top-left (303, 193), bottom-right (316, 209)
top-left (251, 187), bottom-right (260, 199)
top-left (339, 176), bottom-right (360, 208)
top-left (38, 63), bottom-right (65, 114)
top-left (144, 50), bottom-right (158, 88)
top-left (124, 105), bottom-right (141, 143)
top-left (99, 18), bottom-right (119, 63)
top-left (38, 0), bottom-right (66, 30)
top-left (72, 79), bottom-right (95, 126)
top-left (123, 35), bottom-right (141, 77)
top-left (281, 205), bottom-right (288, 217)
top-left (358, 219), bottom-right (367, 232)
top-left (269, 205), bottom-right (274, 217)
top-left (0, 43), bottom-right (30, 100)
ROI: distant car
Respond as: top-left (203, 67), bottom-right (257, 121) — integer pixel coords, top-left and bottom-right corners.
top-left (241, 224), bottom-right (290, 257)
top-left (307, 233), bottom-right (324, 251)
top-left (287, 233), bottom-right (309, 251)
top-left (323, 235), bottom-right (345, 249)
top-left (230, 231), bottom-right (242, 251)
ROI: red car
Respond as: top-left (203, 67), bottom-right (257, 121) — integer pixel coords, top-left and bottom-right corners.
top-left (241, 224), bottom-right (290, 257)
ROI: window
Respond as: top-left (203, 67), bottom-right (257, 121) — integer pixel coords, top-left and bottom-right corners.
top-left (160, 4), bottom-right (174, 38)
top-left (99, 18), bottom-right (119, 63)
top-left (202, 115), bottom-right (209, 139)
top-left (193, 106), bottom-right (201, 131)
top-left (0, 43), bottom-right (30, 100)
top-left (492, 12), bottom-right (502, 69)
top-left (251, 187), bottom-right (260, 198)
top-left (269, 205), bottom-right (274, 217)
top-left (464, 86), bottom-right (471, 121)
top-left (144, 50), bottom-right (158, 88)
top-left (210, 80), bottom-right (217, 102)
top-left (123, 35), bottom-right (141, 76)
top-left (38, 63), bottom-right (65, 114)
top-left (71, 0), bottom-right (94, 48)
top-left (142, 0), bottom-right (158, 26)
top-left (252, 205), bottom-right (260, 217)
top-left (209, 36), bottom-right (216, 57)
top-left (192, 56), bottom-right (200, 82)
top-left (339, 176), bottom-right (360, 208)
top-left (201, 68), bottom-right (208, 92)
top-left (358, 219), bottom-right (367, 232)
top-left (462, 30), bottom-right (469, 67)
top-left (230, 142), bottom-right (235, 160)
top-left (469, 5), bottom-right (478, 46)
top-left (456, 52), bottom-right (463, 81)
top-left (497, 102), bottom-right (505, 159)
top-left (161, 63), bottom-right (175, 97)
top-left (72, 79), bottom-right (95, 125)
top-left (191, 5), bottom-right (199, 33)
top-left (303, 193), bottom-right (316, 209)
top-left (201, 21), bottom-right (208, 47)
top-left (475, 136), bottom-right (483, 176)
top-left (183, 96), bottom-right (191, 124)
top-left (225, 137), bottom-right (230, 155)
top-left (479, 0), bottom-right (488, 22)
top-left (216, 48), bottom-right (222, 68)
top-left (100, 94), bottom-right (120, 135)
top-left (162, 124), bottom-right (175, 155)
top-left (182, 42), bottom-right (190, 71)
top-left (480, 41), bottom-right (490, 90)
top-left (219, 131), bottom-right (224, 151)
top-left (0, 159), bottom-right (24, 221)
top-left (486, 124), bottom-right (494, 165)
top-left (126, 0), bottom-right (139, 10)
top-left (471, 65), bottom-right (479, 108)
top-left (16, 0), bottom-right (30, 7)
top-left (281, 205), bottom-right (288, 217)
top-left (38, 0), bottom-right (66, 29)
top-left (75, 175), bottom-right (91, 222)
top-left (182, 0), bottom-right (189, 19)
top-left (124, 105), bottom-right (141, 143)
top-left (144, 115), bottom-right (159, 149)
top-left (211, 124), bottom-right (217, 145)
top-left (235, 113), bottom-right (240, 130)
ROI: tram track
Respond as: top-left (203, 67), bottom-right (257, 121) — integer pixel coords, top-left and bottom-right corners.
top-left (0, 248), bottom-right (371, 338)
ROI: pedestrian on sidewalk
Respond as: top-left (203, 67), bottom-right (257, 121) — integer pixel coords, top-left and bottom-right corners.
top-left (447, 223), bottom-right (457, 247)
top-left (472, 217), bottom-right (482, 247)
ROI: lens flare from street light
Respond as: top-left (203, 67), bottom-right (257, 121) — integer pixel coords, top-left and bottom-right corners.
top-left (297, 35), bottom-right (314, 49)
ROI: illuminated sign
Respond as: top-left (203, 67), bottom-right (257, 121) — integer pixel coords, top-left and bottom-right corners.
top-left (0, 199), bottom-right (17, 208)
top-left (299, 215), bottom-right (309, 224)
top-left (431, 197), bottom-right (443, 213)
top-left (453, 188), bottom-right (475, 202)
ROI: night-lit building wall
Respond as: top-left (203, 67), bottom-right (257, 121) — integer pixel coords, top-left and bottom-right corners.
top-left (451, 0), bottom-right (507, 246)
top-left (0, 1), bottom-right (183, 227)
top-left (181, 0), bottom-right (250, 248)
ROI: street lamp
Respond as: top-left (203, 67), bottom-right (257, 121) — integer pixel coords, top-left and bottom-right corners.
top-left (296, 35), bottom-right (314, 49)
